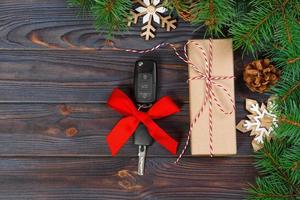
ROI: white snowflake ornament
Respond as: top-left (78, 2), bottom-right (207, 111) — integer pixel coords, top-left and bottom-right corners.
top-left (236, 98), bottom-right (278, 151)
top-left (128, 0), bottom-right (177, 40)
top-left (135, 0), bottom-right (167, 24)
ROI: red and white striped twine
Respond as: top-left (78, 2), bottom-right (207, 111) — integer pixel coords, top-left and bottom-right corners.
top-left (115, 39), bottom-right (235, 164)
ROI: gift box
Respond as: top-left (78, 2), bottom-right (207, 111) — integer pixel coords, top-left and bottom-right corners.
top-left (188, 39), bottom-right (236, 156)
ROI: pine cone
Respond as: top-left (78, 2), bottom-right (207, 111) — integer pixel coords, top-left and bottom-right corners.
top-left (243, 59), bottom-right (280, 93)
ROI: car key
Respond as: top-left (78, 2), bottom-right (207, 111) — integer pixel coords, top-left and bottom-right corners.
top-left (134, 124), bottom-right (153, 176)
top-left (133, 60), bottom-right (157, 175)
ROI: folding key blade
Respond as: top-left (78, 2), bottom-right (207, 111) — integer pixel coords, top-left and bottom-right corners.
top-left (138, 145), bottom-right (147, 176)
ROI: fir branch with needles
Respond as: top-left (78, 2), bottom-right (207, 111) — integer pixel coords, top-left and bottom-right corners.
top-left (190, 0), bottom-right (235, 36)
top-left (248, 116), bottom-right (300, 199)
top-left (272, 67), bottom-right (300, 110)
top-left (230, 0), bottom-right (300, 54)
top-left (92, 0), bottom-right (132, 37)
top-left (68, 0), bottom-right (132, 37)
top-left (67, 0), bottom-right (95, 13)
top-left (228, 1), bottom-right (300, 198)
top-left (248, 56), bottom-right (300, 199)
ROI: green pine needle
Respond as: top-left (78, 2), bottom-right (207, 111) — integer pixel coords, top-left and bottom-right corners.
top-left (230, 1), bottom-right (300, 198)
top-left (272, 70), bottom-right (300, 110)
top-left (230, 0), bottom-right (300, 54)
top-left (68, 0), bottom-right (132, 37)
top-left (190, 0), bottom-right (235, 36)
top-left (92, 0), bottom-right (131, 37)
top-left (67, 0), bottom-right (95, 14)
top-left (249, 133), bottom-right (300, 199)
top-left (248, 176), bottom-right (297, 200)
top-left (249, 66), bottom-right (300, 199)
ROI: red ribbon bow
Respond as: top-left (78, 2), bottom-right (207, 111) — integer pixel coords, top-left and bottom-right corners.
top-left (106, 88), bottom-right (180, 156)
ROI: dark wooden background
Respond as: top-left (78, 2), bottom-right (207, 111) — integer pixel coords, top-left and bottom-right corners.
top-left (0, 1), bottom-right (268, 199)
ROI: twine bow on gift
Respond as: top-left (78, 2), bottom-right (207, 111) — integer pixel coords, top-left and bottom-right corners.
top-left (175, 38), bottom-right (235, 163)
top-left (106, 88), bottom-right (180, 156)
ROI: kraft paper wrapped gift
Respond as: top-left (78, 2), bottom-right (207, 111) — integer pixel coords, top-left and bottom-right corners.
top-left (188, 39), bottom-right (236, 156)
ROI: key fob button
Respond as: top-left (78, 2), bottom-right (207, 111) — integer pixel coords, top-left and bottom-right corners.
top-left (139, 73), bottom-right (151, 80)
top-left (138, 93), bottom-right (146, 99)
top-left (142, 74), bottom-right (148, 80)
top-left (141, 84), bottom-right (149, 89)
top-left (142, 93), bottom-right (148, 99)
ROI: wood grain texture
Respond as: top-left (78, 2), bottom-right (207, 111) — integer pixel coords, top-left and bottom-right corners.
top-left (0, 103), bottom-right (256, 156)
top-left (0, 50), bottom-right (188, 103)
top-left (0, 0), bottom-right (201, 50)
top-left (0, 50), bottom-right (266, 103)
top-left (0, 157), bottom-right (255, 200)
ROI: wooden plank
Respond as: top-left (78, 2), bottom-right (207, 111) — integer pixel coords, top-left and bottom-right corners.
top-left (0, 50), bottom-right (266, 103)
top-left (0, 103), bottom-right (255, 156)
top-left (0, 157), bottom-right (256, 199)
top-left (0, 0), bottom-right (201, 50)
top-left (0, 49), bottom-right (188, 103)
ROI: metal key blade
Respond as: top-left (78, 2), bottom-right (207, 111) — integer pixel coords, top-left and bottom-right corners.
top-left (138, 145), bottom-right (147, 176)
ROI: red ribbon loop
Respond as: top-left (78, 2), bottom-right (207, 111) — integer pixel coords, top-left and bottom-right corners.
top-left (106, 88), bottom-right (180, 156)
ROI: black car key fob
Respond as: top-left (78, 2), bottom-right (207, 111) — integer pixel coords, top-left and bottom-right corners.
top-left (133, 60), bottom-right (157, 175)
top-left (134, 60), bottom-right (157, 104)
top-left (133, 59), bottom-right (157, 147)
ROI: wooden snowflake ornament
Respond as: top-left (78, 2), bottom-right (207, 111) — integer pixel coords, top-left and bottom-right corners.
top-left (128, 0), bottom-right (177, 40)
top-left (236, 98), bottom-right (278, 151)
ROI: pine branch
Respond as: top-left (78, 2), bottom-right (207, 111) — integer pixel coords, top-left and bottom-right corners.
top-left (272, 70), bottom-right (300, 111)
top-left (291, 162), bottom-right (300, 171)
top-left (262, 148), bottom-right (299, 194)
top-left (230, 1), bottom-right (277, 52)
top-left (249, 75), bottom-right (300, 198)
top-left (287, 57), bottom-right (300, 64)
top-left (189, 0), bottom-right (235, 36)
top-left (280, 0), bottom-right (292, 43)
top-left (249, 184), bottom-right (299, 200)
top-left (67, 0), bottom-right (95, 13)
top-left (242, 10), bottom-right (276, 44)
top-left (249, 135), bottom-right (300, 199)
top-left (280, 116), bottom-right (300, 128)
top-left (68, 0), bottom-right (94, 8)
top-left (249, 67), bottom-right (300, 199)
top-left (68, 0), bottom-right (132, 37)
top-left (270, 44), bottom-right (300, 73)
top-left (163, 0), bottom-right (196, 22)
top-left (280, 80), bottom-right (300, 102)
top-left (230, 0), bottom-right (299, 54)
top-left (208, 0), bottom-right (215, 28)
